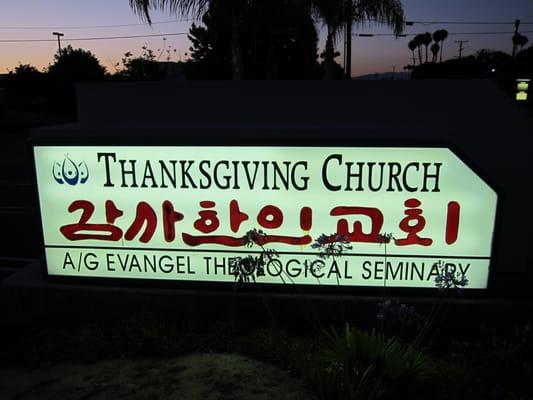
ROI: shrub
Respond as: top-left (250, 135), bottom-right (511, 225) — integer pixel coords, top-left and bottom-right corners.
top-left (318, 324), bottom-right (431, 399)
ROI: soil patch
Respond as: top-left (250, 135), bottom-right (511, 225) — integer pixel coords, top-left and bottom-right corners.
top-left (0, 353), bottom-right (316, 400)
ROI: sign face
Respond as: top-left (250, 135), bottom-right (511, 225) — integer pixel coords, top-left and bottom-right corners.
top-left (34, 146), bottom-right (497, 289)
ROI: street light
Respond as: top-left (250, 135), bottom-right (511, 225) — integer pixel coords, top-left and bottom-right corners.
top-left (52, 32), bottom-right (64, 54)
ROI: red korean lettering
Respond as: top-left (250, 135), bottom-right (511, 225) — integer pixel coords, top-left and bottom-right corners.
top-left (300, 207), bottom-right (312, 231)
top-left (182, 233), bottom-right (247, 247)
top-left (229, 200), bottom-right (249, 232)
top-left (183, 203), bottom-right (312, 247)
top-left (162, 200), bottom-right (184, 242)
top-left (395, 198), bottom-right (433, 246)
top-left (193, 201), bottom-right (220, 233)
top-left (330, 206), bottom-right (383, 243)
top-left (105, 200), bottom-right (123, 223)
top-left (254, 234), bottom-right (312, 246)
top-left (257, 205), bottom-right (283, 229)
top-left (124, 201), bottom-right (157, 243)
top-left (445, 201), bottom-right (460, 245)
top-left (185, 200), bottom-right (241, 246)
top-left (183, 231), bottom-right (312, 247)
top-left (255, 205), bottom-right (311, 245)
top-left (60, 200), bottom-right (123, 241)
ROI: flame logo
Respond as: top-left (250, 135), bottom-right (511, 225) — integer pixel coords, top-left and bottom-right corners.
top-left (53, 155), bottom-right (89, 185)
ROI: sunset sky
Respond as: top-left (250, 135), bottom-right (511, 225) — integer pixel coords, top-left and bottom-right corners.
top-left (0, 0), bottom-right (532, 77)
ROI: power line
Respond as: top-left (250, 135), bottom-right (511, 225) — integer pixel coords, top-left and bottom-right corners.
top-left (0, 32), bottom-right (189, 43)
top-left (406, 20), bottom-right (533, 25)
top-left (1, 17), bottom-right (531, 31)
top-left (1, 29), bottom-right (530, 43)
top-left (353, 30), bottom-right (533, 37)
top-left (0, 19), bottom-right (192, 30)
top-left (1, 25), bottom-right (532, 44)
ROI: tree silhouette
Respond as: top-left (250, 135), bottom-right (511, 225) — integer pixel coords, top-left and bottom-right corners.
top-left (130, 0), bottom-right (246, 79)
top-left (47, 45), bottom-right (106, 82)
top-left (430, 42), bottom-right (440, 63)
top-left (413, 34), bottom-right (424, 64)
top-left (5, 64), bottom-right (45, 110)
top-left (512, 33), bottom-right (529, 57)
top-left (518, 35), bottom-right (529, 51)
top-left (186, 10), bottom-right (230, 79)
top-left (119, 45), bottom-right (165, 80)
top-left (433, 29), bottom-right (448, 62)
top-left (311, 0), bottom-right (343, 79)
top-left (311, 0), bottom-right (404, 79)
top-left (9, 63), bottom-right (41, 77)
top-left (421, 32), bottom-right (432, 63)
top-left (514, 43), bottom-right (533, 77)
top-left (185, 1), bottom-right (320, 79)
top-left (249, 0), bottom-right (320, 79)
top-left (129, 1), bottom-right (404, 80)
top-left (46, 45), bottom-right (106, 116)
top-left (408, 39), bottom-right (417, 65)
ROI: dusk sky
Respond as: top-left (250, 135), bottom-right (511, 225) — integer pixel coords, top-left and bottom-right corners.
top-left (1, 0), bottom-right (532, 77)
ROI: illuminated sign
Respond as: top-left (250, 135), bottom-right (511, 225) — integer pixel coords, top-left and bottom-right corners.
top-left (34, 146), bottom-right (497, 289)
top-left (516, 78), bottom-right (530, 101)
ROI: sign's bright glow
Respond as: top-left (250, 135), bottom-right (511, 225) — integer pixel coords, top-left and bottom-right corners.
top-left (34, 146), bottom-right (497, 289)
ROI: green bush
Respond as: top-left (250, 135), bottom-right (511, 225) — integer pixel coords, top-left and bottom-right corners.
top-left (316, 324), bottom-right (431, 399)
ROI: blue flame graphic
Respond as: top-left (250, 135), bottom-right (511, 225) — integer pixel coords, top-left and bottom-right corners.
top-left (53, 155), bottom-right (89, 185)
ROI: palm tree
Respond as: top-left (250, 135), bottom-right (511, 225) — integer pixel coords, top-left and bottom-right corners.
top-left (129, 0), bottom-right (246, 79)
top-left (408, 39), bottom-right (417, 65)
top-left (130, 0), bottom-right (404, 80)
top-left (430, 42), bottom-right (440, 63)
top-left (311, 0), bottom-right (344, 79)
top-left (518, 34), bottom-right (529, 51)
top-left (312, 0), bottom-right (404, 79)
top-left (512, 33), bottom-right (529, 57)
top-left (433, 29), bottom-right (448, 62)
top-left (421, 32), bottom-right (432, 63)
top-left (413, 34), bottom-right (424, 65)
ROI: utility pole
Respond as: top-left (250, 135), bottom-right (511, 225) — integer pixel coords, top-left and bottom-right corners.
top-left (52, 32), bottom-right (64, 54)
top-left (391, 65), bottom-right (396, 80)
top-left (512, 19), bottom-right (520, 57)
top-left (345, 0), bottom-right (352, 79)
top-left (455, 40), bottom-right (468, 58)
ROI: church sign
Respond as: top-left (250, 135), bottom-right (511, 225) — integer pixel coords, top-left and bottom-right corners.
top-left (33, 146), bottom-right (497, 289)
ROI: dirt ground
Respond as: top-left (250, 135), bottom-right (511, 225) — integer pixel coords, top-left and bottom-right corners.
top-left (0, 353), bottom-right (316, 400)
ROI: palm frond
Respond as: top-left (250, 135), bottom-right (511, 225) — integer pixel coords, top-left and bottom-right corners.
top-left (129, 0), bottom-right (211, 23)
top-left (352, 0), bottom-right (405, 36)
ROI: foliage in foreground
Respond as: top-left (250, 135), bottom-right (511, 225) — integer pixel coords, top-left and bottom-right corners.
top-left (1, 314), bottom-right (532, 399)
top-left (314, 324), bottom-right (430, 400)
